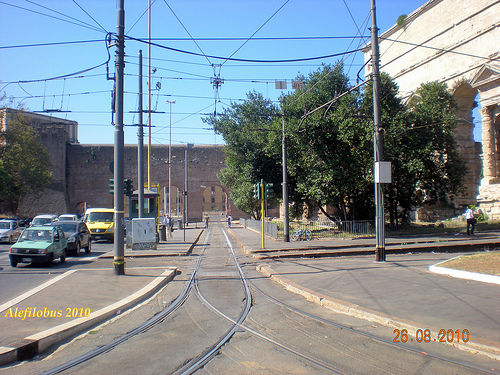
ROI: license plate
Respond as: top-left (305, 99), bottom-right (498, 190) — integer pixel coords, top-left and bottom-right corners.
top-left (22, 258), bottom-right (32, 262)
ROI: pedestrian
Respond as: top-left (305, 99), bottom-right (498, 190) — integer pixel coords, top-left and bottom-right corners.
top-left (465, 206), bottom-right (476, 235)
top-left (204, 215), bottom-right (209, 228)
top-left (166, 215), bottom-right (172, 238)
top-left (227, 215), bottom-right (232, 228)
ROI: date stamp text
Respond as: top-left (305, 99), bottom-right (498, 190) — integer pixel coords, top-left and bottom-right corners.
top-left (393, 329), bottom-right (469, 343)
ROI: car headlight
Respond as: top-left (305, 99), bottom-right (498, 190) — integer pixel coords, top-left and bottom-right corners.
top-left (38, 249), bottom-right (46, 254)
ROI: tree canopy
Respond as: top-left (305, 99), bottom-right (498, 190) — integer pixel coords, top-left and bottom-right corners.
top-left (204, 64), bottom-right (466, 224)
top-left (0, 109), bottom-right (53, 214)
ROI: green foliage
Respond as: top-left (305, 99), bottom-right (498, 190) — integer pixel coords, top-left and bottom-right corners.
top-left (397, 14), bottom-right (408, 28)
top-left (0, 112), bottom-right (53, 213)
top-left (203, 64), bottom-right (466, 224)
top-left (203, 91), bottom-right (281, 218)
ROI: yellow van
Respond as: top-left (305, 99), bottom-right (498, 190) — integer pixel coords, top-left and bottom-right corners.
top-left (84, 208), bottom-right (114, 242)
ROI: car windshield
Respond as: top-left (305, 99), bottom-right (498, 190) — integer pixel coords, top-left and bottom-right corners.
top-left (58, 223), bottom-right (78, 233)
top-left (0, 222), bottom-right (12, 229)
top-left (20, 229), bottom-right (52, 241)
top-left (87, 212), bottom-right (113, 222)
top-left (32, 218), bottom-right (52, 225)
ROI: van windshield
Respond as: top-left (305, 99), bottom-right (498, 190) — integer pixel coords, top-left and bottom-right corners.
top-left (87, 212), bottom-right (114, 222)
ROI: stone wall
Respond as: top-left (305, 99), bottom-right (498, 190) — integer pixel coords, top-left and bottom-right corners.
top-left (65, 143), bottom-right (248, 221)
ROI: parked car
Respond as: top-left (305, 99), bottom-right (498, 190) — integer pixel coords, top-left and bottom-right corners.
top-left (19, 218), bottom-right (32, 227)
top-left (58, 214), bottom-right (79, 221)
top-left (9, 225), bottom-right (67, 267)
top-left (55, 220), bottom-right (91, 256)
top-left (31, 214), bottom-right (58, 227)
top-left (0, 219), bottom-right (22, 244)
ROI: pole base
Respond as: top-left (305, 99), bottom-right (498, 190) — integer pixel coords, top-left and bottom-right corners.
top-left (283, 234), bottom-right (290, 242)
top-left (375, 247), bottom-right (386, 262)
top-left (113, 261), bottom-right (125, 275)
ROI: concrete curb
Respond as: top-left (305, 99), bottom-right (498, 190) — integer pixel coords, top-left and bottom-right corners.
top-left (429, 257), bottom-right (500, 285)
top-left (256, 264), bottom-right (500, 360)
top-left (0, 267), bottom-right (178, 366)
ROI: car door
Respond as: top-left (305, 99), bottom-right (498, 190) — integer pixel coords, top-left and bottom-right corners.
top-left (80, 222), bottom-right (91, 247)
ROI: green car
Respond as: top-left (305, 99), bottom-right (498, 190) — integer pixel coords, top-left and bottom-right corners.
top-left (9, 226), bottom-right (67, 267)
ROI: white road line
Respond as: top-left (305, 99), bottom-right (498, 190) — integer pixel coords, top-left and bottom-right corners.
top-left (0, 270), bottom-right (77, 313)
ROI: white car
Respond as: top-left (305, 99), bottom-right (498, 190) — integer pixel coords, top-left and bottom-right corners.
top-left (58, 214), bottom-right (79, 221)
top-left (31, 214), bottom-right (58, 227)
top-left (0, 219), bottom-right (22, 243)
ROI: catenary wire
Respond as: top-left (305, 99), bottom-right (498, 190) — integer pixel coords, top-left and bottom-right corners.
top-left (0, 1), bottom-right (103, 33)
top-left (72, 0), bottom-right (108, 33)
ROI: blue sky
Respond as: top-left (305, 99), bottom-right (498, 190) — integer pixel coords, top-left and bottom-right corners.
top-left (1, 0), bottom-right (429, 146)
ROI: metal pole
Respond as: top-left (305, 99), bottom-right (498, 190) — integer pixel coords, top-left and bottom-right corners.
top-left (113, 0), bottom-right (125, 275)
top-left (147, 0), bottom-right (152, 190)
top-left (138, 50), bottom-right (144, 219)
top-left (261, 180), bottom-right (265, 249)
top-left (281, 105), bottom-right (289, 242)
top-left (371, 0), bottom-right (385, 261)
top-left (183, 148), bottom-right (187, 241)
top-left (166, 100), bottom-right (176, 217)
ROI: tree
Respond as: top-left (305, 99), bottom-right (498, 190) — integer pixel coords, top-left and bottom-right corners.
top-left (0, 111), bottom-right (52, 214)
top-left (359, 75), bottom-right (466, 226)
top-left (284, 63), bottom-right (373, 220)
top-left (203, 91), bottom-right (281, 218)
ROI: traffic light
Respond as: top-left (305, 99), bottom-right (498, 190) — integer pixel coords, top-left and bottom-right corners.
top-left (265, 182), bottom-right (274, 199)
top-left (124, 179), bottom-right (134, 196)
top-left (253, 183), bottom-right (261, 199)
top-left (109, 179), bottom-right (114, 194)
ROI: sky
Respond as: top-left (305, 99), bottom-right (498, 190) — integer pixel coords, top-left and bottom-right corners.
top-left (0, 0), bottom-right (430, 146)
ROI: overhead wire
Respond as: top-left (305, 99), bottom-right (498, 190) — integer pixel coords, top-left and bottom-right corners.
top-left (71, 0), bottom-right (108, 33)
top-left (0, 1), bottom-right (104, 33)
top-left (221, 0), bottom-right (290, 66)
top-left (124, 35), bottom-right (365, 63)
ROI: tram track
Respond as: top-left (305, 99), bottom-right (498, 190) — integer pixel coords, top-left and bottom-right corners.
top-left (36, 222), bottom-right (497, 375)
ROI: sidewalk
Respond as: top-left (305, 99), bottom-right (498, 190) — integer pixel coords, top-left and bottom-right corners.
top-left (0, 227), bottom-right (204, 366)
top-left (229, 225), bottom-right (500, 359)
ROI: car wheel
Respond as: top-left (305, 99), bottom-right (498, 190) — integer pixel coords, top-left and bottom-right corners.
top-left (85, 240), bottom-right (91, 253)
top-left (74, 241), bottom-right (80, 256)
top-left (10, 259), bottom-right (17, 267)
top-left (46, 254), bottom-right (54, 267)
top-left (61, 249), bottom-right (66, 263)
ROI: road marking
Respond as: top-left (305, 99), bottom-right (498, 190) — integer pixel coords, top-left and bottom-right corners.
top-left (0, 270), bottom-right (77, 313)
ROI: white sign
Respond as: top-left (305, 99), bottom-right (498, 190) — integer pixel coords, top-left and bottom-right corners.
top-left (375, 161), bottom-right (391, 184)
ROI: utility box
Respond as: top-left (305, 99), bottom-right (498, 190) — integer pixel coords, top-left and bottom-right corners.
top-left (375, 161), bottom-right (391, 184)
top-left (130, 218), bottom-right (157, 250)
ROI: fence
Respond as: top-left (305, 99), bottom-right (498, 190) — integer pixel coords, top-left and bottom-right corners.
top-left (240, 218), bottom-right (374, 240)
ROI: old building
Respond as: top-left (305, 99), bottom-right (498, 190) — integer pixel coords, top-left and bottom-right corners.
top-left (0, 108), bottom-right (246, 221)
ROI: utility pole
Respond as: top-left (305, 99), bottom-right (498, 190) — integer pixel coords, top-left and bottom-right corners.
top-left (138, 50), bottom-right (144, 218)
top-left (147, 0), bottom-right (152, 190)
top-left (166, 100), bottom-right (176, 217)
top-left (371, 0), bottom-right (386, 262)
top-left (113, 0), bottom-right (125, 275)
top-left (281, 102), bottom-right (289, 242)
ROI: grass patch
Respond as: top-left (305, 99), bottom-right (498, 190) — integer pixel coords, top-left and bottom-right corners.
top-left (439, 251), bottom-right (500, 276)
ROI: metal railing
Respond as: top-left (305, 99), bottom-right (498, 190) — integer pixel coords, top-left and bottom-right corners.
top-left (241, 218), bottom-right (374, 240)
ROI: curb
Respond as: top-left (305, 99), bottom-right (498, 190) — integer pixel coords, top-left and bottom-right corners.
top-left (256, 264), bottom-right (500, 360)
top-left (0, 267), bottom-right (178, 366)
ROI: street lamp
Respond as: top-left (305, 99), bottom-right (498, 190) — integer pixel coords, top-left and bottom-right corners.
top-left (165, 100), bottom-right (176, 217)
